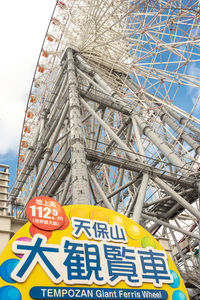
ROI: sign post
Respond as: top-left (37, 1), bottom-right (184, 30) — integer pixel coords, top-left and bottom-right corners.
top-left (0, 198), bottom-right (189, 300)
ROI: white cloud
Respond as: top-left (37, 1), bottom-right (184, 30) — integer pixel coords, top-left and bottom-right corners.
top-left (187, 63), bottom-right (200, 113)
top-left (0, 0), bottom-right (56, 155)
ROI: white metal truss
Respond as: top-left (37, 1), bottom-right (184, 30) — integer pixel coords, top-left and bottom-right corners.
top-left (9, 0), bottom-right (200, 296)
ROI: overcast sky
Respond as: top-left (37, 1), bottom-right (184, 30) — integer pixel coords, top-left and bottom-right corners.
top-left (0, 0), bottom-right (56, 186)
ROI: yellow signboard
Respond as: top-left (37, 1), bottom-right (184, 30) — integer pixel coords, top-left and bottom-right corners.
top-left (0, 204), bottom-right (189, 300)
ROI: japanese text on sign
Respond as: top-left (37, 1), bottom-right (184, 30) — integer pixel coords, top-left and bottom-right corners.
top-left (72, 218), bottom-right (127, 243)
top-left (11, 234), bottom-right (173, 287)
top-left (26, 196), bottom-right (65, 231)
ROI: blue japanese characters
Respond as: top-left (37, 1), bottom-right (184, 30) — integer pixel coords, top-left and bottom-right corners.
top-left (72, 217), bottom-right (127, 242)
top-left (11, 233), bottom-right (172, 287)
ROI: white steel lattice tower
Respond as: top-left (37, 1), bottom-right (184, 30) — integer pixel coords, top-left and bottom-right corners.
top-left (9, 0), bottom-right (200, 296)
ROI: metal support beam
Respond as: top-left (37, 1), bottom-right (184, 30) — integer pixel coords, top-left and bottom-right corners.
top-left (86, 149), bottom-right (195, 187)
top-left (94, 109), bottom-right (105, 150)
top-left (80, 97), bottom-right (137, 161)
top-left (125, 76), bottom-right (200, 156)
top-left (123, 76), bottom-right (200, 127)
top-left (132, 116), bottom-right (146, 161)
top-left (107, 177), bottom-right (140, 199)
top-left (76, 54), bottom-right (128, 107)
top-left (89, 172), bottom-right (113, 210)
top-left (10, 72), bottom-right (69, 203)
top-left (142, 213), bottom-right (200, 241)
top-left (60, 171), bottom-right (72, 205)
top-left (153, 176), bottom-right (200, 220)
top-left (105, 119), bottom-right (131, 153)
top-left (169, 228), bottom-right (189, 272)
top-left (114, 122), bottom-right (132, 211)
top-left (67, 48), bottom-right (90, 204)
top-left (160, 108), bottom-right (200, 155)
top-left (125, 193), bottom-right (138, 217)
top-left (25, 100), bottom-right (70, 205)
top-left (134, 114), bottom-right (185, 169)
top-left (169, 108), bottom-right (200, 136)
top-left (133, 174), bottom-right (149, 223)
top-left (80, 91), bottom-right (130, 115)
top-left (143, 188), bottom-right (195, 208)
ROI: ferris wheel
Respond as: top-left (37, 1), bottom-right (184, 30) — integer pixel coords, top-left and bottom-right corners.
top-left (9, 0), bottom-right (200, 295)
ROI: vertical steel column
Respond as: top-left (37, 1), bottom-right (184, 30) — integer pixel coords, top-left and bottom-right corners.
top-left (169, 228), bottom-right (189, 273)
top-left (131, 116), bottom-right (146, 161)
top-left (114, 122), bottom-right (132, 211)
top-left (89, 172), bottom-right (113, 210)
top-left (131, 116), bottom-right (149, 223)
top-left (60, 171), bottom-right (72, 205)
top-left (67, 48), bottom-right (90, 204)
top-left (132, 173), bottom-right (149, 223)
